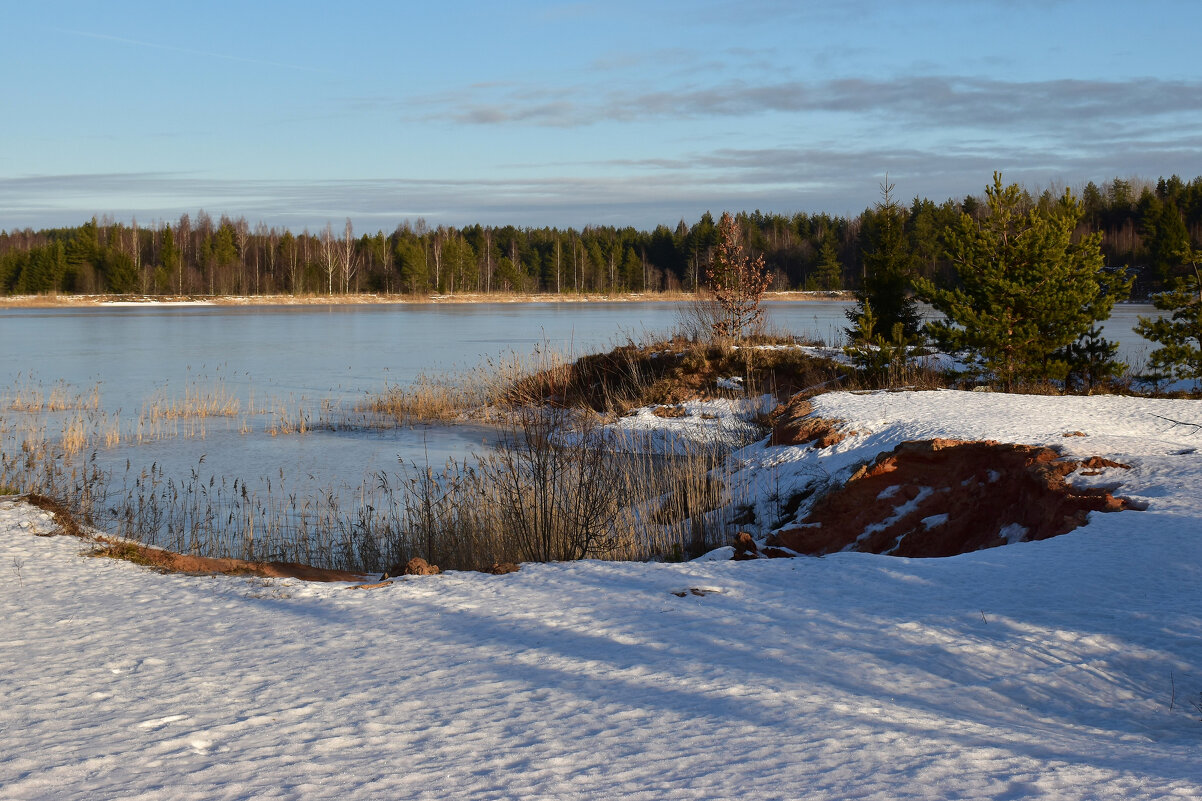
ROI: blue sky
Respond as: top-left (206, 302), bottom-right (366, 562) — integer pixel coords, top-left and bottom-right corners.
top-left (2, 0), bottom-right (1200, 232)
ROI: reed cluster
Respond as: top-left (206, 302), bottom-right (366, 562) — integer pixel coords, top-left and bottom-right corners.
top-left (3, 377), bottom-right (101, 413)
top-left (2, 403), bottom-right (744, 572)
top-left (1, 344), bottom-right (773, 572)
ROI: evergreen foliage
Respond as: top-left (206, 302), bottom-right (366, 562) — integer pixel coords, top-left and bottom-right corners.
top-left (846, 180), bottom-right (921, 342)
top-left (813, 239), bottom-right (842, 290)
top-left (843, 306), bottom-right (912, 385)
top-left (1057, 325), bottom-right (1125, 393)
top-left (916, 173), bottom-right (1131, 390)
top-left (1, 172), bottom-right (1200, 300)
top-left (1135, 245), bottom-right (1202, 381)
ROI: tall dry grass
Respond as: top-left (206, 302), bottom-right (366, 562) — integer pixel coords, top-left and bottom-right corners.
top-left (1, 390), bottom-right (743, 571)
top-left (4, 377), bottom-right (100, 413)
top-left (1, 340), bottom-right (774, 571)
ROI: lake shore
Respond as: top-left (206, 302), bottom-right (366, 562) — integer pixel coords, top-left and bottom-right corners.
top-left (2, 388), bottom-right (1200, 799)
top-left (0, 289), bottom-right (853, 309)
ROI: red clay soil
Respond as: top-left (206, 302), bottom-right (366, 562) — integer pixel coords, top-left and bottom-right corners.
top-left (89, 540), bottom-right (370, 582)
top-left (769, 439), bottom-right (1134, 558)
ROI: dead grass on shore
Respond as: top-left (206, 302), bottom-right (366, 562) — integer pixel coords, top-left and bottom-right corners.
top-left (361, 332), bottom-right (856, 428)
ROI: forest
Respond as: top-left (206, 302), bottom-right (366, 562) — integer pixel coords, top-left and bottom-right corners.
top-left (1, 174), bottom-right (1200, 299)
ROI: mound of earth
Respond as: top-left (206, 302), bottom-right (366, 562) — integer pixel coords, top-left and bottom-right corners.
top-left (513, 337), bottom-right (847, 413)
top-left (767, 397), bottom-right (847, 448)
top-left (768, 439), bottom-right (1135, 558)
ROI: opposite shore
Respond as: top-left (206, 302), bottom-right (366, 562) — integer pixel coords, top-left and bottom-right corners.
top-left (0, 290), bottom-right (853, 309)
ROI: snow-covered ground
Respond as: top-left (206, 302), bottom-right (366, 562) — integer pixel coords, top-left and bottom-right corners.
top-left (732, 389), bottom-right (1202, 538)
top-left (2, 390), bottom-right (1201, 800)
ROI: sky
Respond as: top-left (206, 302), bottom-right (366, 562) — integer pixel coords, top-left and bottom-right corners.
top-left (2, 0), bottom-right (1201, 233)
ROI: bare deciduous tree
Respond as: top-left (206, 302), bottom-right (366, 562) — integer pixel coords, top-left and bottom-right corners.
top-left (338, 219), bottom-right (357, 293)
top-left (320, 223), bottom-right (337, 294)
top-left (705, 212), bottom-right (772, 340)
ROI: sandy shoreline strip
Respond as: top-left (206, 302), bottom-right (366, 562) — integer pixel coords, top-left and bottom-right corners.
top-left (0, 290), bottom-right (852, 309)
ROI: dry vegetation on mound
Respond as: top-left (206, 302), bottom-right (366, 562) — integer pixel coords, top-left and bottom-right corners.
top-left (364, 334), bottom-right (857, 426)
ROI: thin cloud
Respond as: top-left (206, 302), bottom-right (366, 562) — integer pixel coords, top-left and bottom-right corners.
top-left (409, 75), bottom-right (1202, 134)
top-left (4, 128), bottom-right (1199, 233)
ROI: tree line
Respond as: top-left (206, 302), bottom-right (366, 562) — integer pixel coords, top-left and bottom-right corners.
top-left (1, 174), bottom-right (1201, 299)
top-left (843, 173), bottom-right (1201, 388)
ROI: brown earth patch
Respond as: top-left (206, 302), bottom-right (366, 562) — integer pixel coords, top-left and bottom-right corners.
top-left (770, 439), bottom-right (1135, 558)
top-left (18, 494), bottom-right (368, 582)
top-left (483, 561), bottom-right (521, 575)
top-left (399, 556), bottom-right (442, 576)
top-left (767, 398), bottom-right (848, 448)
top-left (731, 531), bottom-right (759, 560)
top-left (87, 539), bottom-right (368, 582)
top-left (511, 337), bottom-right (849, 414)
top-left (25, 493), bottom-right (86, 538)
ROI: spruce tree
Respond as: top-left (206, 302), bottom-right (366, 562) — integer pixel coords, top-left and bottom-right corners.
top-left (1135, 244), bottom-right (1202, 382)
top-left (915, 173), bottom-right (1131, 391)
top-left (813, 239), bottom-right (842, 290)
top-left (846, 180), bottom-right (920, 341)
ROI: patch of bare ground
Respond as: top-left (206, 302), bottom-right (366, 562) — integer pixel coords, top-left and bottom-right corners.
top-left (765, 439), bottom-right (1136, 558)
top-left (766, 397), bottom-right (849, 448)
top-left (86, 541), bottom-right (369, 582)
top-left (513, 336), bottom-right (851, 415)
top-left (26, 493), bottom-right (86, 538)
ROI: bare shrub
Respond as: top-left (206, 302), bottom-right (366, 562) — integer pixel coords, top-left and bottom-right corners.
top-left (706, 212), bottom-right (772, 341)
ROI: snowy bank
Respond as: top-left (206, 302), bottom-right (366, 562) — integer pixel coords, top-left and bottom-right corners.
top-left (2, 390), bottom-right (1201, 799)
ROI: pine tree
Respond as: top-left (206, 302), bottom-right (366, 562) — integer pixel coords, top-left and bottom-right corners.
top-left (158, 225), bottom-right (179, 293)
top-left (916, 173), bottom-right (1131, 391)
top-left (98, 247), bottom-right (138, 293)
top-left (1058, 325), bottom-right (1125, 393)
top-left (1142, 196), bottom-right (1190, 290)
top-left (846, 180), bottom-right (920, 341)
top-left (1135, 244), bottom-right (1202, 382)
top-left (813, 239), bottom-right (842, 290)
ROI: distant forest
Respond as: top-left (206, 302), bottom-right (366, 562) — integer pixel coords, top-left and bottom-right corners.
top-left (2, 175), bottom-right (1200, 299)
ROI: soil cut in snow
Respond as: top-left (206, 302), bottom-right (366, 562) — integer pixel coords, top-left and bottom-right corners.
top-left (23, 495), bottom-right (368, 582)
top-left (770, 438), bottom-right (1135, 557)
top-left (767, 397), bottom-right (848, 448)
top-left (86, 541), bottom-right (370, 582)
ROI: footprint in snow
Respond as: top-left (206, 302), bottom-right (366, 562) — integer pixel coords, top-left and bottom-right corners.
top-left (671, 587), bottom-right (723, 597)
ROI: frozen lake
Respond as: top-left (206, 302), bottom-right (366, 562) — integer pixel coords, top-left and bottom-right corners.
top-left (0, 299), bottom-right (1162, 510)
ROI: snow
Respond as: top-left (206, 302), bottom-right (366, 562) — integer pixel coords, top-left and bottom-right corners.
top-left (3, 389), bottom-right (1202, 799)
top-left (731, 389), bottom-right (1202, 533)
top-left (98, 300), bottom-right (216, 307)
top-left (608, 395), bottom-right (773, 453)
top-left (999, 522), bottom-right (1029, 544)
